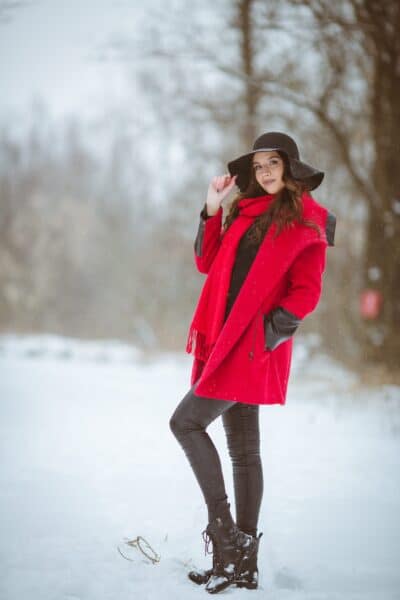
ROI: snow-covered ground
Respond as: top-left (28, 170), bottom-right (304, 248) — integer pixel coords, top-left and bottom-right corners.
top-left (0, 334), bottom-right (399, 600)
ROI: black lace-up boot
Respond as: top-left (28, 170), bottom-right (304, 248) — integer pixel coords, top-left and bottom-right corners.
top-left (187, 502), bottom-right (234, 587)
top-left (202, 514), bottom-right (257, 594)
top-left (188, 531), bottom-right (263, 590)
top-left (234, 532), bottom-right (263, 589)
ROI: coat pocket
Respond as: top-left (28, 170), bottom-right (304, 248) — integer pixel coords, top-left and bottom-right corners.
top-left (249, 308), bottom-right (272, 361)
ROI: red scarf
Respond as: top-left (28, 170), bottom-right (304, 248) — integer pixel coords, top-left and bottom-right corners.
top-left (186, 194), bottom-right (275, 364)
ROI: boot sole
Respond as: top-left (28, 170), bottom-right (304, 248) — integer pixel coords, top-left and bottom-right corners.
top-left (235, 579), bottom-right (258, 589)
top-left (189, 574), bottom-right (258, 590)
top-left (206, 578), bottom-right (233, 594)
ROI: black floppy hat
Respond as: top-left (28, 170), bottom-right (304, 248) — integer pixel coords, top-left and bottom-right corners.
top-left (227, 131), bottom-right (324, 192)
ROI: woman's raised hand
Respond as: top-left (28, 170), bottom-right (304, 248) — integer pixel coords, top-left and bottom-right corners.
top-left (206, 174), bottom-right (238, 216)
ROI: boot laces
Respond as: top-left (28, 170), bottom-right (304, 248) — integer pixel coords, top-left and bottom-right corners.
top-left (202, 529), bottom-right (213, 556)
top-left (202, 529), bottom-right (224, 574)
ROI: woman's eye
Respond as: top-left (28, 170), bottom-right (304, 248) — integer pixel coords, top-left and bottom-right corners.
top-left (253, 159), bottom-right (280, 171)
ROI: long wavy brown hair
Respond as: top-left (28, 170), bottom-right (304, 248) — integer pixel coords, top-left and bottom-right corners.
top-left (223, 151), bottom-right (322, 244)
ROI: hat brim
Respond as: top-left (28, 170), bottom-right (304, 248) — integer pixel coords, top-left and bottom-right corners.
top-left (227, 148), bottom-right (324, 192)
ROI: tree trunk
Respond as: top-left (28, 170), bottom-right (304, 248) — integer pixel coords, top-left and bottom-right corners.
top-left (363, 3), bottom-right (400, 369)
top-left (237, 0), bottom-right (258, 147)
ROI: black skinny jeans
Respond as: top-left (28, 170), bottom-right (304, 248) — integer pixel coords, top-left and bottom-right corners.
top-left (169, 384), bottom-right (263, 537)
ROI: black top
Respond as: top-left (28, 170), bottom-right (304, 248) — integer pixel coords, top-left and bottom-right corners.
top-left (201, 203), bottom-right (272, 323)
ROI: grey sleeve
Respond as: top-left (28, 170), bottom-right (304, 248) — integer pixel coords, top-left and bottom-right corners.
top-left (200, 202), bottom-right (211, 220)
top-left (194, 203), bottom-right (215, 257)
top-left (326, 211), bottom-right (336, 247)
top-left (263, 307), bottom-right (302, 351)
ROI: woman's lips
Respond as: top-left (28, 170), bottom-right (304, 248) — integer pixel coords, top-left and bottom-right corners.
top-left (263, 180), bottom-right (275, 184)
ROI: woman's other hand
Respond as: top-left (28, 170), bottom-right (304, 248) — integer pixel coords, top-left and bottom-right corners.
top-left (206, 174), bottom-right (238, 216)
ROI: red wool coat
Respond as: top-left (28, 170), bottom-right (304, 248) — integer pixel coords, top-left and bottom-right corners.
top-left (189, 193), bottom-right (336, 406)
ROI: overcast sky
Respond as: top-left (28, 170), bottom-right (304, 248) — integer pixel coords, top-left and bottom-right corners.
top-left (0, 0), bottom-right (154, 126)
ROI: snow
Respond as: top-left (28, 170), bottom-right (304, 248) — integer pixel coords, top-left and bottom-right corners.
top-left (0, 334), bottom-right (399, 599)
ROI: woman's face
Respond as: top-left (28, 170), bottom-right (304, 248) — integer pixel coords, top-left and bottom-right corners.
top-left (252, 151), bottom-right (285, 195)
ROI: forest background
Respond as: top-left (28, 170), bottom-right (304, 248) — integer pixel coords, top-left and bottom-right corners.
top-left (1, 0), bottom-right (399, 379)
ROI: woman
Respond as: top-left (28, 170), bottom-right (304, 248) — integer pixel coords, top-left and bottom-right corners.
top-left (169, 132), bottom-right (336, 594)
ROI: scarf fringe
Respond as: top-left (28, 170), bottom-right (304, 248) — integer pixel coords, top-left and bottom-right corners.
top-left (185, 326), bottom-right (214, 363)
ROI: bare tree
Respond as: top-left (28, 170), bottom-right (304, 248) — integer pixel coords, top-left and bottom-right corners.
top-left (124, 0), bottom-right (399, 371)
top-left (258, 0), bottom-right (400, 368)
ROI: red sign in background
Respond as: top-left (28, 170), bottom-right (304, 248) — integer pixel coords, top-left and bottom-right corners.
top-left (360, 289), bottom-right (383, 319)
